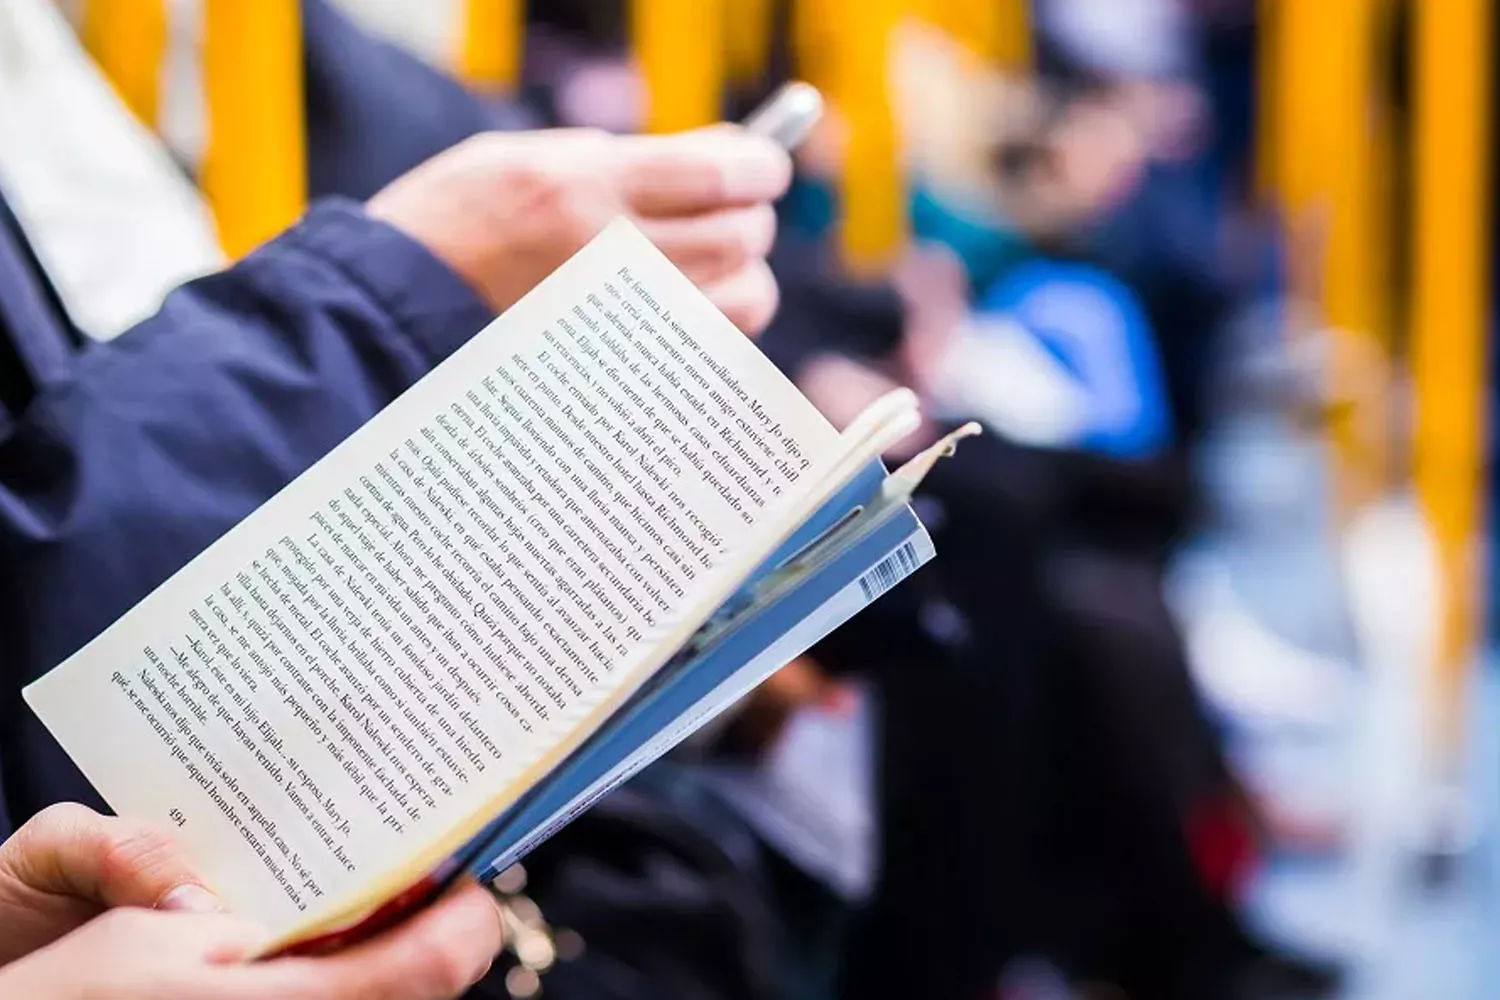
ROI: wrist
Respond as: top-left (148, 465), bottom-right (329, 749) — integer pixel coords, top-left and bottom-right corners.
top-left (286, 199), bottom-right (496, 367)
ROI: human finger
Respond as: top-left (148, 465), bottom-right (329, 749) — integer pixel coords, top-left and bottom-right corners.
top-left (700, 258), bottom-right (780, 336)
top-left (1, 803), bottom-right (221, 913)
top-left (228, 882), bottom-right (504, 1000)
top-left (617, 127), bottom-right (791, 217)
top-left (636, 204), bottom-right (777, 286)
top-left (77, 907), bottom-right (268, 964)
top-left (0, 909), bottom-right (267, 999)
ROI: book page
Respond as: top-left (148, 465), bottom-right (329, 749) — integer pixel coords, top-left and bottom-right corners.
top-left (24, 219), bottom-right (840, 938)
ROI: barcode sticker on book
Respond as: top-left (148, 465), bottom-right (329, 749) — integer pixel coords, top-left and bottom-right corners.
top-left (857, 540), bottom-right (923, 603)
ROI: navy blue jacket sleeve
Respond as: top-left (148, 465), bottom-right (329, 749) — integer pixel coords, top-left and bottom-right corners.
top-left (0, 199), bottom-right (492, 820)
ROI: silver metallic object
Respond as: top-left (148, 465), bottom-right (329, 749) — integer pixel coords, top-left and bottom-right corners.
top-left (743, 81), bottom-right (825, 151)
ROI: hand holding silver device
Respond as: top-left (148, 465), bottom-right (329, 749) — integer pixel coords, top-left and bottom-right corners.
top-left (743, 81), bottom-right (825, 151)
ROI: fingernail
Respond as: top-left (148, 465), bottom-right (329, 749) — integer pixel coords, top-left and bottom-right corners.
top-left (721, 142), bottom-right (790, 201)
top-left (159, 882), bottom-right (224, 913)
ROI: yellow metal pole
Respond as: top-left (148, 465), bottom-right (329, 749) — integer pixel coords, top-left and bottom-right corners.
top-left (917, 0), bottom-right (1031, 70)
top-left (1261, 0), bottom-right (1390, 506)
top-left (726, 0), bottom-right (774, 87)
top-left (990, 0), bottom-right (1033, 71)
top-left (830, 0), bottom-right (905, 271)
top-left (1411, 0), bottom-right (1491, 786)
top-left (457, 0), bottom-right (523, 93)
top-left (1320, 0), bottom-right (1389, 504)
top-left (634, 0), bottom-right (728, 133)
top-left (81, 0), bottom-right (169, 128)
top-left (200, 0), bottom-right (306, 258)
top-left (792, 0), bottom-right (839, 93)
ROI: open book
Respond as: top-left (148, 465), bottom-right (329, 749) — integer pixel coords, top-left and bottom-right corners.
top-left (25, 219), bottom-right (977, 952)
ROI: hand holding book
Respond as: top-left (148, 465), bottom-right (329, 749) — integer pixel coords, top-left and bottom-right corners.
top-left (0, 802), bottom-right (504, 998)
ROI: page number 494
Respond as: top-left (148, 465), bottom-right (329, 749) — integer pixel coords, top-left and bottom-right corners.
top-left (168, 808), bottom-right (187, 828)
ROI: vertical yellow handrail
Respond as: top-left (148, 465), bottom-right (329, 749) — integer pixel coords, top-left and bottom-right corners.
top-left (200, 0), bottom-right (306, 258)
top-left (458, 0), bottom-right (523, 93)
top-left (81, 0), bottom-right (169, 128)
top-left (830, 0), bottom-right (905, 271)
top-left (634, 0), bottom-right (728, 133)
top-left (915, 0), bottom-right (1031, 70)
top-left (990, 0), bottom-right (1033, 71)
top-left (1260, 0), bottom-right (1392, 507)
top-left (727, 0), bottom-right (774, 87)
top-left (1321, 0), bottom-right (1390, 507)
top-left (1412, 0), bottom-right (1491, 787)
top-left (792, 0), bottom-right (839, 92)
